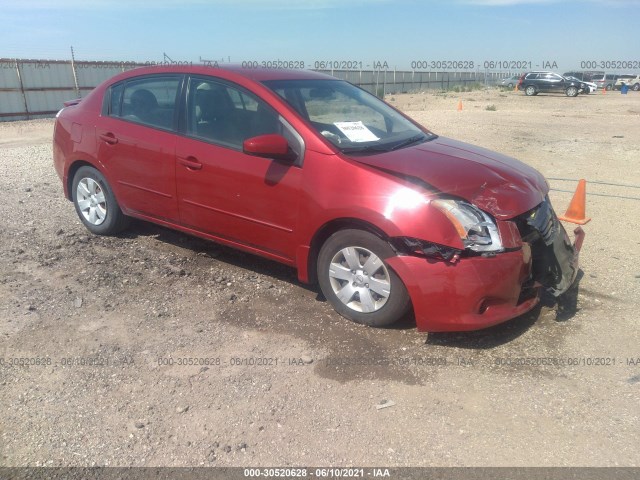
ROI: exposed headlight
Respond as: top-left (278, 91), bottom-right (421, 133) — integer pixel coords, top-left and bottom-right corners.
top-left (432, 199), bottom-right (503, 252)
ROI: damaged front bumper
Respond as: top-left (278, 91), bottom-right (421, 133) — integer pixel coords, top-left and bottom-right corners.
top-left (518, 197), bottom-right (584, 297)
top-left (386, 198), bottom-right (585, 332)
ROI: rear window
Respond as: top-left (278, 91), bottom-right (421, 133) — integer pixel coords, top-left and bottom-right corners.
top-left (107, 76), bottom-right (181, 130)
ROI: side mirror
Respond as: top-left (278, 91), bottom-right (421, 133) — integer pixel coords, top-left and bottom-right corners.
top-left (243, 134), bottom-right (293, 162)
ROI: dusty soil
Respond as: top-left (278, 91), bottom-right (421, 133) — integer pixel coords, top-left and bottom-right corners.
top-left (1, 88), bottom-right (639, 468)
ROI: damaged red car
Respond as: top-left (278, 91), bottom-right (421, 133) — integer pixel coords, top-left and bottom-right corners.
top-left (53, 65), bottom-right (585, 332)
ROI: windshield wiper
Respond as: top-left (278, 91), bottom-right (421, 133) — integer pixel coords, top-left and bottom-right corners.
top-left (342, 134), bottom-right (429, 154)
top-left (387, 134), bottom-right (428, 151)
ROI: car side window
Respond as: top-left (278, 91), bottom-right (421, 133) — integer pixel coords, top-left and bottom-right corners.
top-left (105, 82), bottom-right (124, 116)
top-left (112, 77), bottom-right (180, 130)
top-left (186, 78), bottom-right (283, 149)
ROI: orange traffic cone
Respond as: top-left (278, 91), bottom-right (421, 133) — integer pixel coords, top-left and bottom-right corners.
top-left (601, 87), bottom-right (606, 95)
top-left (558, 179), bottom-right (591, 225)
top-left (457, 100), bottom-right (463, 111)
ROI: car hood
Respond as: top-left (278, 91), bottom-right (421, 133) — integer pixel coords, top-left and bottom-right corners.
top-left (352, 136), bottom-right (549, 220)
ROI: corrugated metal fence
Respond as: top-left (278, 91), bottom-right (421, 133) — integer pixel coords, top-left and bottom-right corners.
top-left (0, 59), bottom-right (143, 121)
top-left (0, 58), bottom-right (511, 121)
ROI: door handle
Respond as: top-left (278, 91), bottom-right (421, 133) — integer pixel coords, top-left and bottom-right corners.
top-left (178, 156), bottom-right (203, 171)
top-left (98, 132), bottom-right (118, 145)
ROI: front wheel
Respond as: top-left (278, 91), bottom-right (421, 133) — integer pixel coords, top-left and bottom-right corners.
top-left (566, 86), bottom-right (579, 97)
top-left (633, 83), bottom-right (640, 91)
top-left (72, 166), bottom-right (130, 235)
top-left (524, 85), bottom-right (537, 96)
top-left (317, 229), bottom-right (410, 327)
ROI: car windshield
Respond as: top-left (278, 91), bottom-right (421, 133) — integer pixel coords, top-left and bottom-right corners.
top-left (262, 79), bottom-right (434, 154)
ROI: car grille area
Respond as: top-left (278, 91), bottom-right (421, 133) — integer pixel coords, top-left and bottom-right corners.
top-left (514, 197), bottom-right (576, 295)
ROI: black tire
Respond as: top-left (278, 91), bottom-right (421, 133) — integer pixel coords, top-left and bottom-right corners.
top-left (566, 86), bottom-right (579, 97)
top-left (605, 84), bottom-right (613, 91)
top-left (71, 166), bottom-right (130, 235)
top-left (317, 229), bottom-right (410, 327)
top-left (524, 85), bottom-right (536, 96)
top-left (507, 82), bottom-right (514, 89)
top-left (633, 83), bottom-right (640, 91)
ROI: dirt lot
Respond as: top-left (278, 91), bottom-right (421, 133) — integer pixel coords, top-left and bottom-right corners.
top-left (1, 88), bottom-right (639, 468)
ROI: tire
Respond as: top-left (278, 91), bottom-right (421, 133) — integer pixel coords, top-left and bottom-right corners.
top-left (605, 84), bottom-right (613, 91)
top-left (72, 166), bottom-right (130, 235)
top-left (507, 82), bottom-right (514, 89)
top-left (566, 86), bottom-right (578, 97)
top-left (317, 229), bottom-right (410, 327)
top-left (633, 83), bottom-right (640, 91)
top-left (524, 85), bottom-right (536, 96)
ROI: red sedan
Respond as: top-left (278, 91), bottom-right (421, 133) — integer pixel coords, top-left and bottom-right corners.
top-left (53, 65), bottom-right (584, 332)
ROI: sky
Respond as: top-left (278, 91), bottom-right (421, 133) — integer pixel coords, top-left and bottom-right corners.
top-left (1, 0), bottom-right (639, 72)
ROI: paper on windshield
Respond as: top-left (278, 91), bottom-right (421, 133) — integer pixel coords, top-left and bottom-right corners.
top-left (333, 121), bottom-right (379, 143)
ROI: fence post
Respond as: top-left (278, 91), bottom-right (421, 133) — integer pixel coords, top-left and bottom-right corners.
top-left (15, 59), bottom-right (29, 120)
top-left (70, 46), bottom-right (80, 98)
top-left (383, 69), bottom-right (387, 97)
top-left (393, 67), bottom-right (396, 95)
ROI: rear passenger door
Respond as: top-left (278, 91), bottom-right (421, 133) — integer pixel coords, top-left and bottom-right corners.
top-left (96, 75), bottom-right (182, 221)
top-left (175, 76), bottom-right (303, 262)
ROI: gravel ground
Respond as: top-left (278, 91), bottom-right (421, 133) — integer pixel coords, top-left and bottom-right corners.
top-left (0, 88), bottom-right (639, 467)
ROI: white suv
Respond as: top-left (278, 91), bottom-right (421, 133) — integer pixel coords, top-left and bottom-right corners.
top-left (615, 75), bottom-right (640, 91)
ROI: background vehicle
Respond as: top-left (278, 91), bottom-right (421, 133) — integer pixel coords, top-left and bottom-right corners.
top-left (517, 71), bottom-right (586, 97)
top-left (563, 71), bottom-right (601, 82)
top-left (590, 73), bottom-right (619, 91)
top-left (499, 75), bottom-right (521, 89)
top-left (615, 74), bottom-right (640, 91)
top-left (565, 76), bottom-right (597, 94)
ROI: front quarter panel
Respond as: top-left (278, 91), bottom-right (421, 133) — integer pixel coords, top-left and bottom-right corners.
top-left (298, 152), bottom-right (466, 249)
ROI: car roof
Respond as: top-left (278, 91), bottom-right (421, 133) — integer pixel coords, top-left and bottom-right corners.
top-left (107, 64), bottom-right (336, 84)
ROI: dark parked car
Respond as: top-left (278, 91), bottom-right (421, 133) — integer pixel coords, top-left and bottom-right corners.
top-left (518, 71), bottom-right (587, 97)
top-left (53, 65), bottom-right (585, 332)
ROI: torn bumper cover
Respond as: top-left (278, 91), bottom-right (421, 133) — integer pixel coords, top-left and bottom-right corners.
top-left (518, 197), bottom-right (584, 297)
top-left (386, 198), bottom-right (585, 332)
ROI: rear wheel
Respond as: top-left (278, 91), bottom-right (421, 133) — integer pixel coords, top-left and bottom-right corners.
top-left (72, 166), bottom-right (130, 235)
top-left (566, 86), bottom-right (579, 97)
top-left (633, 83), bottom-right (640, 91)
top-left (317, 229), bottom-right (410, 327)
top-left (525, 85), bottom-right (537, 96)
